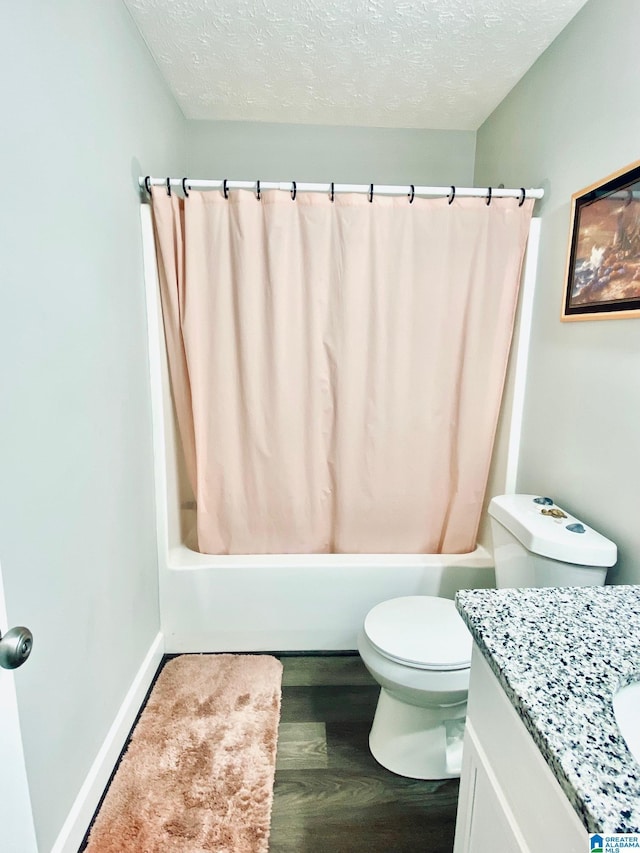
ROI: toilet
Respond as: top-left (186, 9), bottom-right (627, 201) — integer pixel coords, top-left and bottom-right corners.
top-left (358, 596), bottom-right (471, 779)
top-left (358, 493), bottom-right (617, 780)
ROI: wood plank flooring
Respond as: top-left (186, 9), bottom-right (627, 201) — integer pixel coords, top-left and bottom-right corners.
top-left (270, 654), bottom-right (460, 853)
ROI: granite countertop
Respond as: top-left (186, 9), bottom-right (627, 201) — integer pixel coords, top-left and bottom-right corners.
top-left (455, 585), bottom-right (640, 834)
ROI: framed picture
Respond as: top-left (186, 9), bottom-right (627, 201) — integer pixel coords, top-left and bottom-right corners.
top-left (563, 160), bottom-right (640, 321)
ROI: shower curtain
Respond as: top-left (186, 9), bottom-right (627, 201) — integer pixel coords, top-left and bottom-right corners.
top-left (151, 187), bottom-right (533, 555)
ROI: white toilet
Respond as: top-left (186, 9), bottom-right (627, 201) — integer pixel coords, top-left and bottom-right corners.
top-left (358, 493), bottom-right (617, 780)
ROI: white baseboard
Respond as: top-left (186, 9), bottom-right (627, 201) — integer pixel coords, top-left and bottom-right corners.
top-left (51, 632), bottom-right (165, 853)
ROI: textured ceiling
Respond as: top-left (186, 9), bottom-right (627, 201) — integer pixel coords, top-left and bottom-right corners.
top-left (124, 0), bottom-right (588, 130)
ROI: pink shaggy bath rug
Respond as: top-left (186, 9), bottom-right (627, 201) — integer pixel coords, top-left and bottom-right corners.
top-left (84, 654), bottom-right (283, 853)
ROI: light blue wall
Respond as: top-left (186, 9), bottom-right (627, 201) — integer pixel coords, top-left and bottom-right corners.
top-left (187, 120), bottom-right (476, 185)
top-left (475, 0), bottom-right (640, 584)
top-left (0, 2), bottom-right (185, 848)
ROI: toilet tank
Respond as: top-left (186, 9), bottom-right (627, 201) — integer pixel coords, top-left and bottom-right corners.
top-left (488, 494), bottom-right (617, 588)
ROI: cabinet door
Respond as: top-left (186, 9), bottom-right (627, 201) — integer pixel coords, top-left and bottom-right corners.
top-left (467, 760), bottom-right (527, 852)
top-left (454, 724), bottom-right (528, 853)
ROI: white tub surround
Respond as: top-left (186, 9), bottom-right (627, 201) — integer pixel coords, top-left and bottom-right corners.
top-left (455, 585), bottom-right (640, 834)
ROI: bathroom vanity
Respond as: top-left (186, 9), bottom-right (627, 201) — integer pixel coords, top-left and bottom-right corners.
top-left (453, 586), bottom-right (640, 852)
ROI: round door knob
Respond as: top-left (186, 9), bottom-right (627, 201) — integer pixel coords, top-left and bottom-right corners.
top-left (0, 626), bottom-right (33, 670)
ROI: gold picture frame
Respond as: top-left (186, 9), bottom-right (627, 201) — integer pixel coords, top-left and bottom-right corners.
top-left (562, 160), bottom-right (640, 321)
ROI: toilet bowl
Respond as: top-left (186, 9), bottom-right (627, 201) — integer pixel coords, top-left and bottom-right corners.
top-left (357, 596), bottom-right (471, 780)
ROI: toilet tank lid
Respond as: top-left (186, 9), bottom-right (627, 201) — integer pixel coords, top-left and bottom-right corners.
top-left (488, 494), bottom-right (617, 567)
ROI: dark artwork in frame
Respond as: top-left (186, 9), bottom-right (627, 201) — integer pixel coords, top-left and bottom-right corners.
top-left (563, 160), bottom-right (640, 321)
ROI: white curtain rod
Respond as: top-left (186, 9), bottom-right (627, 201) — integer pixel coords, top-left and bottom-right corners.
top-left (139, 176), bottom-right (544, 201)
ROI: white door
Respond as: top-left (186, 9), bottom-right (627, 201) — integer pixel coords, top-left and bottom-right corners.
top-left (0, 557), bottom-right (38, 853)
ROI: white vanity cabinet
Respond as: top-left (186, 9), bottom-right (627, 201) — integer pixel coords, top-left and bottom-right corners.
top-left (453, 645), bottom-right (589, 853)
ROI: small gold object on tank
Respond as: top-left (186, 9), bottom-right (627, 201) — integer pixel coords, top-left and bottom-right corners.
top-left (541, 507), bottom-right (568, 519)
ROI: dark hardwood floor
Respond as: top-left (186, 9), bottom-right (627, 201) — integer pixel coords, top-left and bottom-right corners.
top-left (270, 654), bottom-right (460, 853)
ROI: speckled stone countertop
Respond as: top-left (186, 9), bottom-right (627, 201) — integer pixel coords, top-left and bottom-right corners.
top-left (455, 585), bottom-right (640, 834)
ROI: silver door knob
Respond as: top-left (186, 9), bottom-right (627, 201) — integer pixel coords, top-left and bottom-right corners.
top-left (0, 627), bottom-right (33, 669)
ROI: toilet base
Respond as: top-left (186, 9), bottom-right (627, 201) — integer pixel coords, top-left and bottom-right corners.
top-left (369, 688), bottom-right (467, 779)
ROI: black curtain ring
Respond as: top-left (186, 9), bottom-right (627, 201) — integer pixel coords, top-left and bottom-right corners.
top-left (291, 181), bottom-right (297, 201)
top-left (166, 177), bottom-right (172, 197)
top-left (518, 187), bottom-right (526, 207)
top-left (223, 179), bottom-right (229, 199)
top-left (408, 185), bottom-right (415, 204)
top-left (368, 183), bottom-right (374, 203)
top-left (256, 180), bottom-right (261, 201)
top-left (486, 186), bottom-right (492, 206)
top-left (448, 186), bottom-right (455, 205)
top-left (330, 182), bottom-right (335, 202)
top-left (144, 176), bottom-right (152, 195)
top-left (182, 178), bottom-right (189, 198)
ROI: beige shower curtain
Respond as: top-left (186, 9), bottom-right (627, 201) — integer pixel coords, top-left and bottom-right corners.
top-left (151, 187), bottom-right (533, 555)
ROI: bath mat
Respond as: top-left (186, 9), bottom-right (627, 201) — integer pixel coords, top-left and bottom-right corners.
top-left (84, 654), bottom-right (283, 853)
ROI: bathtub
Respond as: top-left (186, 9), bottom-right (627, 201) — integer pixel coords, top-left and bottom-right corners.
top-left (161, 511), bottom-right (494, 652)
top-left (140, 206), bottom-right (540, 652)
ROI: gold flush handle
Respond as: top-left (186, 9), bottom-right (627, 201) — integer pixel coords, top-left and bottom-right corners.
top-left (541, 508), bottom-right (567, 519)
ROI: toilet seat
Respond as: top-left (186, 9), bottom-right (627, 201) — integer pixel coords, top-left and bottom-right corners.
top-left (363, 596), bottom-right (471, 671)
